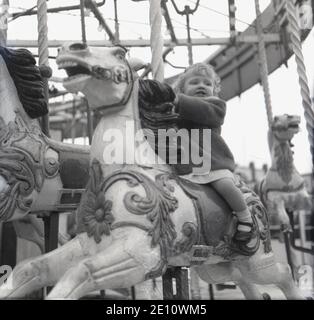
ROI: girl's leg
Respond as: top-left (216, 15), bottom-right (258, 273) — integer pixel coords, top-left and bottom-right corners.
top-left (211, 178), bottom-right (254, 241)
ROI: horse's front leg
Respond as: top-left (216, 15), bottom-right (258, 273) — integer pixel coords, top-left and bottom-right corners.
top-left (275, 199), bottom-right (291, 231)
top-left (0, 234), bottom-right (91, 299)
top-left (47, 227), bottom-right (162, 300)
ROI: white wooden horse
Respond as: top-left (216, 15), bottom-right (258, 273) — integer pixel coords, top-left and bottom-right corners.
top-left (259, 114), bottom-right (311, 229)
top-left (258, 114), bottom-right (312, 278)
top-left (0, 46), bottom-right (90, 250)
top-left (0, 44), bottom-right (304, 300)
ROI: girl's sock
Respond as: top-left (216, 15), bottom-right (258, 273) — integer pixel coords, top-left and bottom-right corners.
top-left (235, 208), bottom-right (252, 232)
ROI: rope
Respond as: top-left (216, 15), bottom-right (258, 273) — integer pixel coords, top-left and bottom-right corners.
top-left (0, 0), bottom-right (9, 46)
top-left (254, 0), bottom-right (273, 128)
top-left (37, 0), bottom-right (49, 67)
top-left (149, 0), bottom-right (164, 81)
top-left (286, 0), bottom-right (314, 162)
top-left (37, 0), bottom-right (51, 136)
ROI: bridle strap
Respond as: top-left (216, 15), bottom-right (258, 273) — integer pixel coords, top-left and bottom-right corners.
top-left (93, 60), bottom-right (134, 115)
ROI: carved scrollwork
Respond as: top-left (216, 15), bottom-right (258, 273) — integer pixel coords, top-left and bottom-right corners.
top-left (0, 115), bottom-right (57, 220)
top-left (0, 148), bottom-right (37, 220)
top-left (123, 172), bottom-right (178, 249)
top-left (79, 159), bottom-right (179, 253)
top-left (235, 176), bottom-right (272, 254)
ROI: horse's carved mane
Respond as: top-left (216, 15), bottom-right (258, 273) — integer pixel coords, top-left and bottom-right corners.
top-left (138, 79), bottom-right (182, 162)
top-left (0, 46), bottom-right (47, 119)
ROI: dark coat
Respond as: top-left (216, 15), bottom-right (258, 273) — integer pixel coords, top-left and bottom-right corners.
top-left (174, 94), bottom-right (235, 175)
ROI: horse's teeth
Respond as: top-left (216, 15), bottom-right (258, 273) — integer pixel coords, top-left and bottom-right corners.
top-left (58, 61), bottom-right (78, 69)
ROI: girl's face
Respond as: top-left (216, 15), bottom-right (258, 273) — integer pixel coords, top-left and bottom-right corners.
top-left (183, 74), bottom-right (214, 97)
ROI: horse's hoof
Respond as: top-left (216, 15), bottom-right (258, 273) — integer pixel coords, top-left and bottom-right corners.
top-left (262, 293), bottom-right (271, 300)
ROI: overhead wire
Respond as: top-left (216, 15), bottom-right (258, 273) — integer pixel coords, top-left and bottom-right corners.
top-left (186, 0), bottom-right (256, 29)
top-left (9, 5), bottom-right (230, 39)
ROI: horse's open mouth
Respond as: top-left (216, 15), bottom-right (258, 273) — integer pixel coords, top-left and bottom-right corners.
top-left (58, 61), bottom-right (91, 80)
top-left (288, 122), bottom-right (300, 130)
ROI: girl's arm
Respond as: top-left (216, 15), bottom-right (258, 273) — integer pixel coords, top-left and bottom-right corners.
top-left (138, 79), bottom-right (176, 104)
top-left (175, 94), bottom-right (226, 127)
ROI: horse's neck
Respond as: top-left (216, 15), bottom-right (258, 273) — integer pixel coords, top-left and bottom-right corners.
top-left (268, 131), bottom-right (294, 170)
top-left (0, 57), bottom-right (40, 130)
top-left (268, 130), bottom-right (297, 185)
top-left (90, 80), bottom-right (166, 176)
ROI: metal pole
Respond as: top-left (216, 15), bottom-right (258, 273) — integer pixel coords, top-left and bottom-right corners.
top-left (283, 228), bottom-right (296, 280)
top-left (71, 100), bottom-right (76, 144)
top-left (228, 0), bottom-right (236, 41)
top-left (80, 0), bottom-right (87, 44)
top-left (255, 0), bottom-right (273, 128)
top-left (209, 284), bottom-right (215, 300)
top-left (86, 99), bottom-right (93, 145)
top-left (113, 0), bottom-right (119, 43)
top-left (79, 1), bottom-right (93, 145)
top-left (6, 35), bottom-right (282, 48)
top-left (298, 210), bottom-right (306, 264)
top-left (185, 8), bottom-right (193, 66)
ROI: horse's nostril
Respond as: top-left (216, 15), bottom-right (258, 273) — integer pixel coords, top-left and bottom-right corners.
top-left (69, 43), bottom-right (87, 51)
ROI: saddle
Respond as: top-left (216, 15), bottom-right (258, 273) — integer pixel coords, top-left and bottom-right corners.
top-left (175, 175), bottom-right (271, 259)
top-left (59, 150), bottom-right (90, 189)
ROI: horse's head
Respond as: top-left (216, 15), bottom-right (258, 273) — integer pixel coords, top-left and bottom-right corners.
top-left (271, 114), bottom-right (301, 141)
top-left (56, 43), bottom-right (146, 111)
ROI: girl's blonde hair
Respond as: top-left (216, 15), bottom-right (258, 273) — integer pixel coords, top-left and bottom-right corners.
top-left (172, 62), bottom-right (221, 96)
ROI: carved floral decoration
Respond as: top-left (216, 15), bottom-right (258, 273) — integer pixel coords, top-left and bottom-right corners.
top-left (78, 160), bottom-right (114, 244)
top-left (83, 192), bottom-right (114, 244)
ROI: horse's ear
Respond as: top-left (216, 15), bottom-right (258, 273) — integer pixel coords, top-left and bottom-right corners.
top-left (128, 57), bottom-right (147, 72)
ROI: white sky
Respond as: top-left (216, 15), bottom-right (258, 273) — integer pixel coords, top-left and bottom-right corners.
top-left (5, 0), bottom-right (314, 173)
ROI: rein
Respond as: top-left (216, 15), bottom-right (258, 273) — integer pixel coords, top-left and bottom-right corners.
top-left (92, 60), bottom-right (134, 114)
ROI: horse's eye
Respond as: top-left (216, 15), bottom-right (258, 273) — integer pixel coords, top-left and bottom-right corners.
top-left (116, 52), bottom-right (125, 60)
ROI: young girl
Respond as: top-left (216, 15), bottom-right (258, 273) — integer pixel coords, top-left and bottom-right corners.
top-left (171, 62), bottom-right (255, 242)
top-left (138, 63), bottom-right (255, 243)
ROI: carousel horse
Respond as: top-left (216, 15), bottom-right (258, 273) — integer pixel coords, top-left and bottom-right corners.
top-left (0, 46), bottom-right (90, 251)
top-left (258, 114), bottom-right (311, 228)
top-left (0, 43), bottom-right (303, 300)
top-left (258, 114), bottom-right (312, 276)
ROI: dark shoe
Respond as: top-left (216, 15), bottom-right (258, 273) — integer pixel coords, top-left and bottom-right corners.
top-left (233, 221), bottom-right (256, 242)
